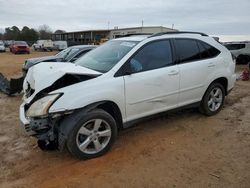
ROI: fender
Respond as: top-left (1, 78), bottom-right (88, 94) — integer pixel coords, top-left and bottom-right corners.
top-left (57, 101), bottom-right (106, 151)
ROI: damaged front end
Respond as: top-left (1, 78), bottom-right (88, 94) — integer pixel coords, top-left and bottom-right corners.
top-left (20, 62), bottom-right (101, 150)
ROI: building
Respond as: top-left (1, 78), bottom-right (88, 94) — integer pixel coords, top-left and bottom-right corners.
top-left (109, 26), bottom-right (176, 39)
top-left (51, 26), bottom-right (177, 46)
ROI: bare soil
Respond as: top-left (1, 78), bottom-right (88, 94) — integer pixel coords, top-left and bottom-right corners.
top-left (0, 51), bottom-right (250, 188)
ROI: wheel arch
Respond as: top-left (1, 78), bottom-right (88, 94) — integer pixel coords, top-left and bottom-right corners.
top-left (207, 77), bottom-right (228, 96)
top-left (57, 100), bottom-right (123, 151)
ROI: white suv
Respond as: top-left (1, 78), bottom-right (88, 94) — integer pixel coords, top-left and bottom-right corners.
top-left (20, 32), bottom-right (236, 159)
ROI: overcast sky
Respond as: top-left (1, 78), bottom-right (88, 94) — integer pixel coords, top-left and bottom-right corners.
top-left (0, 0), bottom-right (250, 40)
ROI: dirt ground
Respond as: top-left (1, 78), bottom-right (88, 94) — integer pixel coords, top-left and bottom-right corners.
top-left (0, 51), bottom-right (250, 188)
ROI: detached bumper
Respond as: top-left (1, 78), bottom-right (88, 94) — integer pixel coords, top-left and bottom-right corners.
top-left (19, 103), bottom-right (35, 135)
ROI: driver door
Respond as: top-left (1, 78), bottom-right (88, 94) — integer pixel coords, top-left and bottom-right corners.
top-left (122, 40), bottom-right (180, 121)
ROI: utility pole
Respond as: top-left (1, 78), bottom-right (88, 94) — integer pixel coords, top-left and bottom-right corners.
top-left (172, 24), bottom-right (174, 29)
top-left (108, 21), bottom-right (110, 30)
top-left (142, 20), bottom-right (144, 27)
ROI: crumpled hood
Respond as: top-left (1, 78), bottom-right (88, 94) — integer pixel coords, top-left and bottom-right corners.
top-left (24, 62), bottom-right (101, 101)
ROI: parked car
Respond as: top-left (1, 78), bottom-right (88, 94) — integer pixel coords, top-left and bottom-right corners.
top-left (224, 42), bottom-right (250, 64)
top-left (0, 40), bottom-right (6, 52)
top-left (53, 41), bottom-right (68, 51)
top-left (33, 40), bottom-right (54, 51)
top-left (20, 32), bottom-right (236, 159)
top-left (10, 41), bottom-right (30, 54)
top-left (23, 45), bottom-right (96, 74)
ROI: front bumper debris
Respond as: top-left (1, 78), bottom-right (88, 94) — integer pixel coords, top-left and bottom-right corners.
top-left (0, 73), bottom-right (24, 95)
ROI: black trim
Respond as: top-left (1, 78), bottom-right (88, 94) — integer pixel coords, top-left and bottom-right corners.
top-left (149, 31), bottom-right (208, 38)
top-left (123, 102), bottom-right (201, 128)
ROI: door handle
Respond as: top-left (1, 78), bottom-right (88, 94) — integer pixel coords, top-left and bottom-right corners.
top-left (208, 62), bottom-right (215, 67)
top-left (168, 70), bottom-right (179, 76)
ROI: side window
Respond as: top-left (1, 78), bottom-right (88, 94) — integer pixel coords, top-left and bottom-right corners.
top-left (198, 41), bottom-right (220, 58)
top-left (70, 49), bottom-right (91, 62)
top-left (175, 39), bottom-right (200, 63)
top-left (129, 40), bottom-right (173, 73)
top-left (74, 50), bottom-right (90, 59)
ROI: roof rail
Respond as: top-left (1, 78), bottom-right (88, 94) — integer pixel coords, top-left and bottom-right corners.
top-left (149, 31), bottom-right (209, 38)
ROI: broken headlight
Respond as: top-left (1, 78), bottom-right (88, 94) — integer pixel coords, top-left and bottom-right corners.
top-left (26, 94), bottom-right (61, 118)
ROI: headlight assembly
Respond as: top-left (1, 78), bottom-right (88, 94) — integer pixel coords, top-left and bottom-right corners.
top-left (26, 94), bottom-right (61, 118)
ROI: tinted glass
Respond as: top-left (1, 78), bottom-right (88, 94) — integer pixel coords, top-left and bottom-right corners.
top-left (129, 40), bottom-right (173, 73)
top-left (76, 40), bottom-right (138, 73)
top-left (175, 39), bottom-right (200, 63)
top-left (14, 41), bottom-right (27, 45)
top-left (197, 41), bottom-right (210, 59)
top-left (202, 42), bottom-right (220, 57)
top-left (225, 44), bottom-right (245, 50)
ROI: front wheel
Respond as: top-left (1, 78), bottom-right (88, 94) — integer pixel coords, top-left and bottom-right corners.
top-left (66, 109), bottom-right (117, 159)
top-left (199, 83), bottom-right (225, 116)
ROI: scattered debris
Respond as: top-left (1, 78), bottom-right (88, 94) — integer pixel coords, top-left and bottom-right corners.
top-left (0, 73), bottom-right (24, 95)
top-left (209, 173), bottom-right (220, 179)
top-left (240, 68), bottom-right (250, 81)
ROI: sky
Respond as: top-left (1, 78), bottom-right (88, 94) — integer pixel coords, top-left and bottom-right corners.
top-left (0, 0), bottom-right (250, 41)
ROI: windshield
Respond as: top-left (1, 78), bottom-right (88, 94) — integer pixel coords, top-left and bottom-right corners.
top-left (0, 41), bottom-right (3, 45)
top-left (75, 40), bottom-right (138, 73)
top-left (56, 48), bottom-right (79, 60)
top-left (14, 41), bottom-right (27, 45)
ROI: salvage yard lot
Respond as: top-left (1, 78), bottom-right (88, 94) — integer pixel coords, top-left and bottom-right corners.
top-left (0, 51), bottom-right (250, 188)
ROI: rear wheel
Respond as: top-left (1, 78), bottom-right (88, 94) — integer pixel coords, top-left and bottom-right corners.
top-left (66, 109), bottom-right (117, 159)
top-left (199, 83), bottom-right (225, 116)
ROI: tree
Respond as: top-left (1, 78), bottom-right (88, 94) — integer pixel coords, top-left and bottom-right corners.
top-left (4, 26), bottom-right (20, 40)
top-left (38, 24), bottom-right (53, 39)
top-left (20, 26), bottom-right (39, 42)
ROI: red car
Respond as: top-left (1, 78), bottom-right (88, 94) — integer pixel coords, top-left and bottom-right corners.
top-left (10, 41), bottom-right (30, 54)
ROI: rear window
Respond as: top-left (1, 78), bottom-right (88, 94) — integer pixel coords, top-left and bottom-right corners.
top-left (175, 39), bottom-right (200, 63)
top-left (197, 41), bottom-right (221, 59)
top-left (225, 44), bottom-right (246, 50)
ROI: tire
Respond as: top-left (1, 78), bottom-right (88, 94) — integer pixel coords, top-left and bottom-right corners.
top-left (199, 83), bottom-right (225, 116)
top-left (66, 109), bottom-right (117, 159)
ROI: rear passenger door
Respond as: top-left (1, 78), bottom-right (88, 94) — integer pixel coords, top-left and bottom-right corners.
top-left (122, 40), bottom-right (180, 121)
top-left (174, 38), bottom-right (220, 106)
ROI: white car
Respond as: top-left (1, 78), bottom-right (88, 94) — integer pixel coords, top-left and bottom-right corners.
top-left (33, 40), bottom-right (54, 51)
top-left (20, 32), bottom-right (236, 159)
top-left (0, 40), bottom-right (6, 52)
top-left (224, 42), bottom-right (250, 64)
top-left (53, 41), bottom-right (68, 51)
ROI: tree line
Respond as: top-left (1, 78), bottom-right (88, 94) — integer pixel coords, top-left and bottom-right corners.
top-left (0, 25), bottom-right (65, 42)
